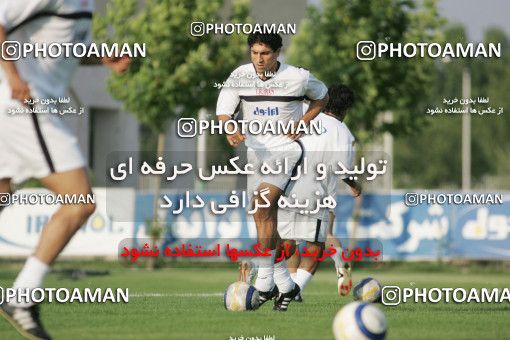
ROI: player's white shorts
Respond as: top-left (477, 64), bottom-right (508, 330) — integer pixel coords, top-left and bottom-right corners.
top-left (246, 141), bottom-right (304, 197)
top-left (277, 208), bottom-right (328, 243)
top-left (0, 100), bottom-right (85, 184)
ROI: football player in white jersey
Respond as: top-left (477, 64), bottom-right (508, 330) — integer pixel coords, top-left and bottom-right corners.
top-left (0, 1), bottom-right (129, 339)
top-left (273, 84), bottom-right (361, 310)
top-left (216, 33), bottom-right (329, 307)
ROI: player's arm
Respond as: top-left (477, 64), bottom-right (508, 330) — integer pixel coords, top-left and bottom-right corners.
top-left (324, 173), bottom-right (338, 237)
top-left (0, 25), bottom-right (32, 102)
top-left (0, 0), bottom-right (55, 102)
top-left (325, 180), bottom-right (342, 249)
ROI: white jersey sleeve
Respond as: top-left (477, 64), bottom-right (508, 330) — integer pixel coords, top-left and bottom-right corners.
top-left (0, 0), bottom-right (53, 29)
top-left (304, 72), bottom-right (328, 100)
top-left (216, 79), bottom-right (240, 118)
top-left (326, 174), bottom-right (338, 196)
top-left (216, 65), bottom-right (246, 118)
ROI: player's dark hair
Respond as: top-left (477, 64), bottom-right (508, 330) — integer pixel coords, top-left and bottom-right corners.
top-left (324, 84), bottom-right (355, 117)
top-left (247, 33), bottom-right (283, 52)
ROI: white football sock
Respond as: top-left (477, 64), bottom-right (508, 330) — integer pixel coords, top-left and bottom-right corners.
top-left (332, 247), bottom-right (345, 269)
top-left (10, 256), bottom-right (50, 307)
top-left (254, 249), bottom-right (276, 292)
top-left (273, 260), bottom-right (294, 294)
top-left (294, 269), bottom-right (313, 293)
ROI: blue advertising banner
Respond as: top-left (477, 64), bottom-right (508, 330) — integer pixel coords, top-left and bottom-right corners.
top-left (134, 192), bottom-right (510, 260)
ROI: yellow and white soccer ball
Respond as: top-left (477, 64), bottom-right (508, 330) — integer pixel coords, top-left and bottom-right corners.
top-left (333, 301), bottom-right (387, 340)
top-left (223, 281), bottom-right (260, 311)
top-left (353, 277), bottom-right (382, 303)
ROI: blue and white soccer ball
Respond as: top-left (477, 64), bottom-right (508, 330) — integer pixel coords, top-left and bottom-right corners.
top-left (333, 301), bottom-right (387, 340)
top-left (223, 281), bottom-right (260, 311)
top-left (353, 277), bottom-right (382, 303)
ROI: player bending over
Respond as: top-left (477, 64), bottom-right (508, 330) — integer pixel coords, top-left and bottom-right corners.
top-left (0, 1), bottom-right (129, 339)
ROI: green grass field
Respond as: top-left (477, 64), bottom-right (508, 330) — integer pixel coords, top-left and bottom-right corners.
top-left (1, 261), bottom-right (509, 339)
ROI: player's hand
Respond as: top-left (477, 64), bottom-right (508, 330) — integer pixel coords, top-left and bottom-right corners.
top-left (287, 119), bottom-right (305, 141)
top-left (8, 75), bottom-right (32, 103)
top-left (351, 184), bottom-right (361, 198)
top-left (226, 131), bottom-right (246, 147)
top-left (102, 56), bottom-right (131, 74)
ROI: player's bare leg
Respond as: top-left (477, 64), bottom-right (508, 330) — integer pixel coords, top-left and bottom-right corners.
top-left (286, 248), bottom-right (300, 273)
top-left (252, 183), bottom-right (281, 295)
top-left (273, 239), bottom-right (297, 296)
top-left (35, 168), bottom-right (96, 264)
top-left (0, 168), bottom-right (95, 340)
